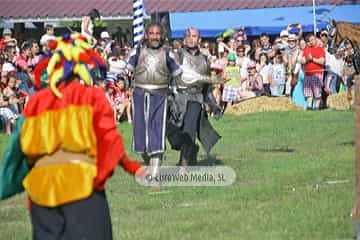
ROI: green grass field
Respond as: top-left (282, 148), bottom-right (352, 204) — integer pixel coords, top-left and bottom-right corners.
top-left (0, 110), bottom-right (356, 240)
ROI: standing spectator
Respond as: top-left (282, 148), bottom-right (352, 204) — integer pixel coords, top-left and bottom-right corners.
top-left (279, 30), bottom-right (289, 46)
top-left (227, 38), bottom-right (237, 53)
top-left (40, 23), bottom-right (55, 53)
top-left (216, 37), bottom-right (228, 58)
top-left (208, 43), bottom-right (219, 64)
top-left (319, 28), bottom-right (329, 50)
top-left (100, 31), bottom-right (113, 55)
top-left (248, 38), bottom-right (260, 61)
top-left (255, 33), bottom-right (275, 61)
top-left (257, 53), bottom-right (272, 96)
top-left (200, 41), bottom-right (211, 57)
top-left (172, 39), bottom-right (183, 53)
top-left (81, 8), bottom-right (100, 45)
top-left (301, 33), bottom-right (325, 110)
top-left (325, 48), bottom-right (345, 95)
top-left (299, 38), bottom-right (307, 51)
top-left (269, 51), bottom-right (286, 96)
top-left (286, 23), bottom-right (303, 40)
top-left (222, 52), bottom-right (241, 110)
top-left (284, 34), bottom-right (302, 97)
top-left (236, 45), bottom-right (250, 81)
top-left (0, 28), bottom-right (17, 52)
top-left (342, 55), bottom-right (356, 91)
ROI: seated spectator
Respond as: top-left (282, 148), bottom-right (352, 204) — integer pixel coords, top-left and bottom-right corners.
top-left (240, 61), bottom-right (263, 98)
top-left (3, 73), bottom-right (21, 114)
top-left (114, 77), bottom-right (132, 123)
top-left (0, 70), bottom-right (9, 92)
top-left (16, 42), bottom-right (33, 73)
top-left (29, 39), bottom-right (42, 65)
top-left (269, 51), bottom-right (286, 96)
top-left (3, 45), bottom-right (17, 73)
top-left (108, 47), bottom-right (127, 76)
top-left (0, 91), bottom-right (18, 135)
top-left (105, 81), bottom-right (117, 120)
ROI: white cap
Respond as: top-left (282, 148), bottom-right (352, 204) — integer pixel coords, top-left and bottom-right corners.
top-left (100, 31), bottom-right (110, 39)
top-left (280, 30), bottom-right (289, 37)
top-left (2, 62), bottom-right (16, 72)
top-left (288, 34), bottom-right (297, 41)
top-left (3, 28), bottom-right (11, 35)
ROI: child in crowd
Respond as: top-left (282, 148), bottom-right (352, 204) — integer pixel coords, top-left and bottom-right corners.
top-left (241, 61), bottom-right (264, 97)
top-left (221, 53), bottom-right (241, 112)
top-left (256, 53), bottom-right (272, 96)
top-left (114, 77), bottom-right (132, 123)
top-left (3, 73), bottom-right (21, 114)
top-left (269, 51), bottom-right (286, 96)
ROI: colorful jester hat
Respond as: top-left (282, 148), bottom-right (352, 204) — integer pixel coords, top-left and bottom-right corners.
top-left (33, 33), bottom-right (107, 97)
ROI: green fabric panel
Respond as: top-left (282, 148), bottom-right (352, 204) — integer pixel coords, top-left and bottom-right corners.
top-left (0, 116), bottom-right (29, 200)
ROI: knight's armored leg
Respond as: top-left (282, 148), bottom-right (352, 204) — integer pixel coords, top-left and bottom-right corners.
top-left (179, 142), bottom-right (199, 166)
top-left (141, 153), bottom-right (150, 166)
top-left (149, 153), bottom-right (163, 178)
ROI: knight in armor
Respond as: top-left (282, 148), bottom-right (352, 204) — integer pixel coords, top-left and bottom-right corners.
top-left (127, 22), bottom-right (182, 176)
top-left (167, 28), bottom-right (222, 166)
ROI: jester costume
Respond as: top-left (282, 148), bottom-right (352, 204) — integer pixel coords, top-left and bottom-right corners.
top-left (0, 33), bottom-right (141, 240)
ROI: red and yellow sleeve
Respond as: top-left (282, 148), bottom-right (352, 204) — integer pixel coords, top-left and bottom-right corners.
top-left (92, 89), bottom-right (141, 190)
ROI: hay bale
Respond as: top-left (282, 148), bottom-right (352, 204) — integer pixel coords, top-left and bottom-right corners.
top-left (327, 92), bottom-right (352, 110)
top-left (225, 96), bottom-right (302, 115)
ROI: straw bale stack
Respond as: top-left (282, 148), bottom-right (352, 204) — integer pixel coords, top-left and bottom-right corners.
top-left (225, 96), bottom-right (302, 115)
top-left (327, 92), bottom-right (352, 110)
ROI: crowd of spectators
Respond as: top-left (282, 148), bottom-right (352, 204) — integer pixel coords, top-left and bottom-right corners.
top-left (0, 22), bottom-right (357, 135)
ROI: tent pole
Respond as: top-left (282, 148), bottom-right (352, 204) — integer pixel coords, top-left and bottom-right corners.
top-left (313, 0), bottom-right (317, 35)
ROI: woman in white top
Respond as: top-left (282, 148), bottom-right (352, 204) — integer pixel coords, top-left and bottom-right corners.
top-left (81, 8), bottom-right (100, 45)
top-left (256, 53), bottom-right (272, 96)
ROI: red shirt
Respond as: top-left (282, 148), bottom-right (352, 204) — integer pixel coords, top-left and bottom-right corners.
top-left (303, 47), bottom-right (325, 75)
